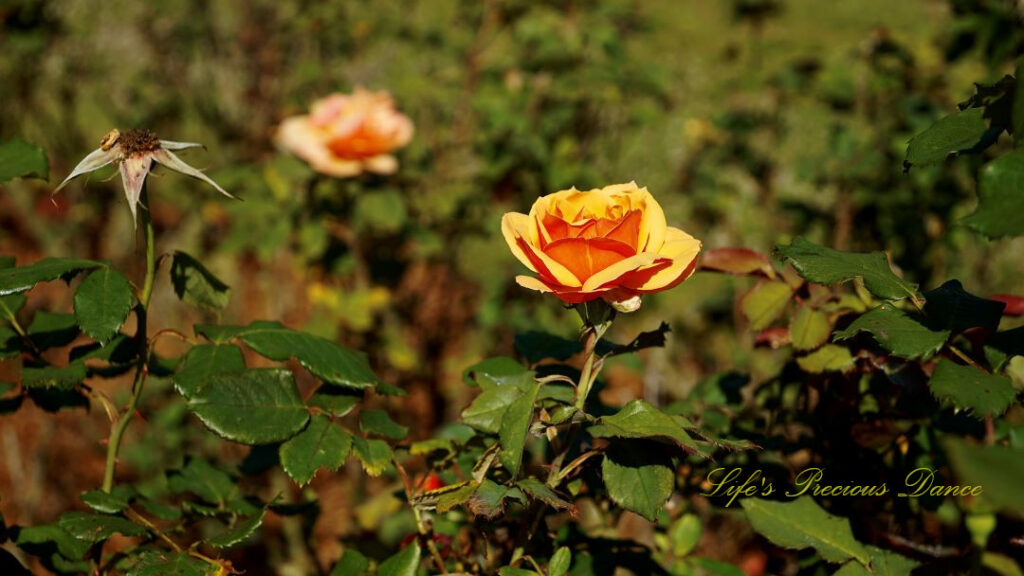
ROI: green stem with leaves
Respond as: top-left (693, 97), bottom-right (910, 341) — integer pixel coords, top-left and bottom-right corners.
top-left (102, 188), bottom-right (156, 493)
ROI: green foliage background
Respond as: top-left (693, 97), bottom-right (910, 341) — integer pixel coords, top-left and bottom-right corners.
top-left (1, 0), bottom-right (1023, 575)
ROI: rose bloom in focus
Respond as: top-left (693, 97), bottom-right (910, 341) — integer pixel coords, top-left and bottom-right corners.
top-left (276, 88), bottom-right (414, 178)
top-left (502, 182), bottom-right (701, 311)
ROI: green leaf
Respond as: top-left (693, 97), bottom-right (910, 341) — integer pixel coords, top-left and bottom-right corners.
top-left (905, 107), bottom-right (988, 167)
top-left (0, 258), bottom-right (105, 297)
top-left (588, 399), bottom-right (700, 453)
top-left (462, 372), bottom-right (536, 434)
top-left (330, 549), bottom-right (370, 576)
top-left (467, 479), bottom-right (526, 518)
top-left (923, 280), bottom-right (1006, 334)
top-left (0, 138), bottom-right (48, 182)
top-left (280, 414), bottom-right (353, 485)
top-left (929, 359), bottom-right (1015, 417)
top-left (187, 368), bottom-right (309, 444)
top-left (207, 508), bottom-right (265, 548)
top-left (789, 306), bottom-right (830, 351)
top-left (776, 238), bottom-right (918, 301)
top-left (740, 497), bottom-right (870, 564)
top-left (741, 281), bottom-right (793, 330)
top-left (80, 489), bottom-right (130, 514)
top-left (22, 362), bottom-right (87, 390)
top-left (127, 550), bottom-right (221, 576)
top-left (945, 439), bottom-right (1024, 515)
top-left (73, 268), bottom-right (134, 343)
top-left (170, 251), bottom-right (231, 311)
top-left (307, 390), bottom-right (361, 416)
top-left (359, 410), bottom-right (408, 440)
top-left (833, 546), bottom-right (918, 576)
top-left (27, 311), bottom-right (80, 350)
top-left (15, 523), bottom-right (91, 561)
top-left (797, 344), bottom-right (855, 373)
top-left (167, 459), bottom-right (238, 508)
top-left (377, 540), bottom-right (420, 576)
top-left (549, 546), bottom-right (572, 576)
top-left (464, 356), bottom-right (532, 388)
top-left (517, 478), bottom-right (573, 510)
top-left (351, 436), bottom-right (392, 477)
top-left (172, 344), bottom-right (246, 399)
top-left (498, 568), bottom-right (538, 576)
top-left (498, 376), bottom-right (542, 477)
top-left (601, 442), bottom-right (675, 521)
top-left (58, 511), bottom-right (147, 544)
top-left (963, 147), bottom-right (1024, 238)
top-left (670, 513), bottom-right (702, 557)
top-left (197, 321), bottom-right (378, 390)
top-left (834, 305), bottom-right (949, 360)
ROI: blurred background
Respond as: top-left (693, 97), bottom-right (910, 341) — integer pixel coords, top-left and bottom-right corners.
top-left (2, 0), bottom-right (1023, 573)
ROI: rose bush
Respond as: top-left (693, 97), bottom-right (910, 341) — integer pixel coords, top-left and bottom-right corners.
top-left (502, 182), bottom-right (701, 309)
top-left (276, 88), bottom-right (414, 177)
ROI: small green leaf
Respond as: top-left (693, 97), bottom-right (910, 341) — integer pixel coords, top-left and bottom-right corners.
top-left (172, 344), bottom-right (246, 399)
top-left (963, 147), bottom-right (1024, 238)
top-left (498, 567), bottom-right (538, 576)
top-left (789, 306), bottom-right (831, 351)
top-left (741, 497), bottom-right (870, 565)
top-left (463, 356), bottom-right (532, 388)
top-left (22, 362), bottom-right (87, 390)
top-left (377, 540), bottom-right (420, 576)
top-left (73, 268), bottom-right (134, 343)
top-left (670, 513), bottom-right (702, 556)
top-left (463, 372), bottom-right (536, 434)
top-left (359, 410), bottom-right (408, 440)
top-left (601, 442), bottom-right (675, 522)
top-left (517, 478), bottom-right (573, 510)
top-left (834, 305), bottom-right (949, 360)
top-left (0, 258), bottom-right (105, 297)
top-left (945, 439), bottom-right (1024, 515)
top-left (127, 550), bottom-right (222, 576)
top-left (80, 489), bottom-right (131, 514)
top-left (741, 282), bottom-right (793, 330)
top-left (27, 311), bottom-right (79, 349)
top-left (351, 436), bottom-right (392, 477)
top-left (498, 377), bottom-right (542, 477)
top-left (0, 138), bottom-right (48, 182)
top-left (188, 368), bottom-right (309, 444)
top-left (549, 546), bottom-right (572, 576)
top-left (588, 399), bottom-right (700, 453)
top-left (197, 321), bottom-right (378, 390)
top-left (280, 414), bottom-right (353, 485)
top-left (15, 524), bottom-right (91, 561)
top-left (929, 359), bottom-right (1014, 417)
top-left (467, 479), bottom-right (526, 518)
top-left (776, 238), bottom-right (918, 301)
top-left (58, 511), bottom-right (147, 544)
top-left (330, 549), bottom-right (370, 576)
top-left (797, 345), bottom-right (855, 373)
top-left (923, 280), bottom-right (1006, 334)
top-left (307, 390), bottom-right (361, 416)
top-left (833, 546), bottom-right (918, 576)
top-left (207, 508), bottom-right (265, 548)
top-left (170, 251), bottom-right (231, 311)
top-left (905, 107), bottom-right (988, 167)
top-left (167, 459), bottom-right (238, 508)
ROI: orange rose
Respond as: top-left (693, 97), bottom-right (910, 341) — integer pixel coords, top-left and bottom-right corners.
top-left (502, 183), bottom-right (701, 308)
top-left (276, 88), bottom-right (414, 178)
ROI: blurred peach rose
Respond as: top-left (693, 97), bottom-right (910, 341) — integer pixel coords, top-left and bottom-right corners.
top-left (276, 88), bottom-right (413, 177)
top-left (502, 182), bottom-right (701, 308)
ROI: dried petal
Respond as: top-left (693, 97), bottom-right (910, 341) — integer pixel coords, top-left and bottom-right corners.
top-left (151, 149), bottom-right (235, 200)
top-left (54, 147), bottom-right (118, 194)
top-left (119, 155), bottom-right (153, 225)
top-left (158, 139), bottom-right (205, 151)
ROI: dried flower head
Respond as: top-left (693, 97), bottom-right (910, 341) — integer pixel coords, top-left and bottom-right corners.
top-left (55, 129), bottom-right (235, 226)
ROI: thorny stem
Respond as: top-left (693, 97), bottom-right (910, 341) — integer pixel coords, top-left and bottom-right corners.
top-left (102, 186), bottom-right (156, 493)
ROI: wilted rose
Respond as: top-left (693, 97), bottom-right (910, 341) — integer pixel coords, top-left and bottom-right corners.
top-left (276, 88), bottom-right (413, 178)
top-left (502, 182), bottom-right (701, 308)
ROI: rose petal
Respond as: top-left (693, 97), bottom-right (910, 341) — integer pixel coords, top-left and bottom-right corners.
top-left (631, 227), bottom-right (702, 292)
top-left (543, 237), bottom-right (635, 285)
top-left (581, 252), bottom-right (661, 292)
top-left (119, 155), bottom-right (153, 225)
top-left (363, 154), bottom-right (399, 174)
top-left (152, 149), bottom-right (235, 200)
top-left (54, 147), bottom-right (117, 194)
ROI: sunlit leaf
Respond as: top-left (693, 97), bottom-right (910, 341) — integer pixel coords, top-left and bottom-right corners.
top-left (789, 306), bottom-right (830, 351)
top-left (905, 107), bottom-right (988, 168)
top-left (776, 238), bottom-right (917, 301)
top-left (963, 147), bottom-right (1024, 238)
top-left (187, 368), bottom-right (309, 444)
top-left (929, 359), bottom-right (1014, 417)
top-left (73, 268), bottom-right (134, 343)
top-left (601, 442), bottom-right (674, 521)
top-left (588, 399), bottom-right (700, 453)
top-left (741, 497), bottom-right (870, 564)
top-left (280, 414), bottom-right (352, 485)
top-left (0, 258), bottom-right (105, 297)
top-left (833, 305), bottom-right (949, 360)
top-left (741, 282), bottom-right (793, 330)
top-left (170, 251), bottom-right (231, 311)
